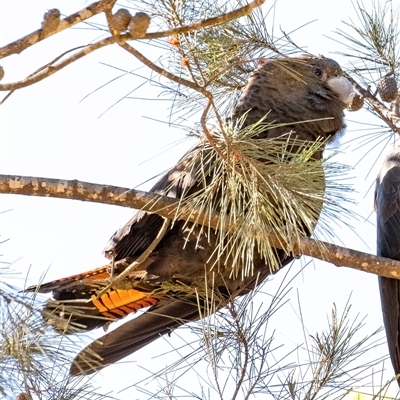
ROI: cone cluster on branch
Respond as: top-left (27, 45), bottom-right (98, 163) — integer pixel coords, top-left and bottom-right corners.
top-left (41, 9), bottom-right (60, 36)
top-left (111, 8), bottom-right (150, 37)
top-left (129, 12), bottom-right (151, 38)
top-left (347, 93), bottom-right (364, 111)
top-left (377, 74), bottom-right (398, 103)
top-left (112, 9), bottom-right (131, 33)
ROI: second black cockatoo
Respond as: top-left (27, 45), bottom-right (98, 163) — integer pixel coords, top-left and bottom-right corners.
top-left (375, 146), bottom-right (400, 386)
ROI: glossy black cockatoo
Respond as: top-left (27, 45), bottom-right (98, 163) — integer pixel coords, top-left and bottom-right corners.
top-left (26, 55), bottom-right (358, 375)
top-left (375, 146), bottom-right (400, 386)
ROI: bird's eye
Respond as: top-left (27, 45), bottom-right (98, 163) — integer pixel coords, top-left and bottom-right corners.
top-left (313, 67), bottom-right (322, 77)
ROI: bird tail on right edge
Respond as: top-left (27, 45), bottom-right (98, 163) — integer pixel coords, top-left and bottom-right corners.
top-left (69, 299), bottom-right (202, 376)
top-left (378, 276), bottom-right (400, 386)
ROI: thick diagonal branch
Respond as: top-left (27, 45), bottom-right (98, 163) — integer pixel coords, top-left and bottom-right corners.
top-left (0, 173), bottom-right (396, 279)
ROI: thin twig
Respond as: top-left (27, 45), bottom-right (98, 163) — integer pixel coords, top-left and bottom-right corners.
top-left (118, 42), bottom-right (209, 95)
top-left (167, 2), bottom-right (207, 87)
top-left (1, 173), bottom-right (400, 280)
top-left (119, 43), bottom-right (228, 157)
top-left (145, 0), bottom-right (266, 41)
top-left (0, 36), bottom-right (123, 92)
top-left (200, 99), bottom-right (227, 160)
top-left (0, 45), bottom-right (86, 104)
top-left (229, 304), bottom-right (249, 400)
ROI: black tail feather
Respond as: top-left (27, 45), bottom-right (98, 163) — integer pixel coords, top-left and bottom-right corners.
top-left (70, 299), bottom-right (201, 375)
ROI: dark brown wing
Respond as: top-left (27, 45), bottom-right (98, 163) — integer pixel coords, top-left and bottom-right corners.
top-left (375, 148), bottom-right (400, 386)
top-left (27, 145), bottom-right (203, 334)
top-left (103, 145), bottom-right (200, 261)
top-left (104, 213), bottom-right (167, 261)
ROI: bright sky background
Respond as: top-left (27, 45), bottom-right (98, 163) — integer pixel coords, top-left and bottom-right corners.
top-left (1, 0), bottom-right (399, 399)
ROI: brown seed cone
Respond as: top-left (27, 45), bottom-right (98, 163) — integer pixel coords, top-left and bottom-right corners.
top-left (129, 12), bottom-right (151, 38)
top-left (15, 394), bottom-right (29, 400)
top-left (347, 93), bottom-right (364, 111)
top-left (377, 75), bottom-right (398, 103)
top-left (112, 9), bottom-right (131, 33)
top-left (41, 9), bottom-right (60, 35)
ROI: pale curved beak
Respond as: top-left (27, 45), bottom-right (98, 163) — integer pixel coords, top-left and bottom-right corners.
top-left (327, 75), bottom-right (357, 106)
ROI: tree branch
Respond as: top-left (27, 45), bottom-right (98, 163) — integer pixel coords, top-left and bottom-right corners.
top-left (0, 36), bottom-right (121, 92)
top-left (143, 0), bottom-right (266, 40)
top-left (345, 72), bottom-right (400, 135)
top-left (0, 0), bottom-right (117, 59)
top-left (118, 42), bottom-right (207, 95)
top-left (0, 0), bottom-right (265, 93)
top-left (118, 44), bottom-right (229, 157)
top-left (0, 174), bottom-right (397, 280)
